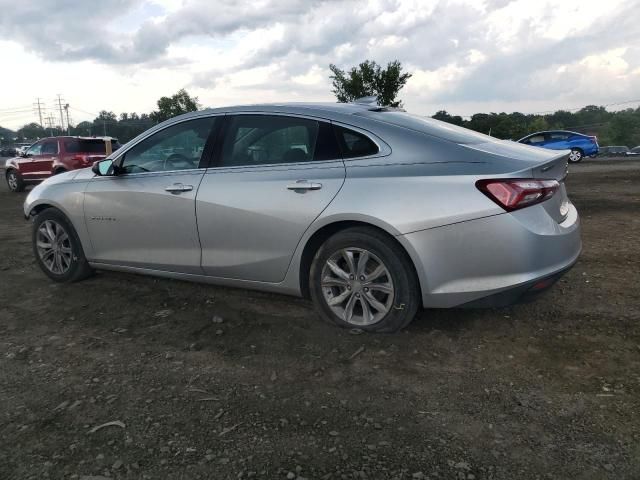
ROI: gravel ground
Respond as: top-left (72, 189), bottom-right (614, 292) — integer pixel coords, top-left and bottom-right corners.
top-left (0, 161), bottom-right (639, 480)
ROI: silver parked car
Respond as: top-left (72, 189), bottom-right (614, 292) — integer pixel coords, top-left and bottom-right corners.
top-left (23, 103), bottom-right (581, 332)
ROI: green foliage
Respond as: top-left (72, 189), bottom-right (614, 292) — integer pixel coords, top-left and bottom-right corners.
top-left (17, 123), bottom-right (47, 141)
top-left (433, 106), bottom-right (640, 146)
top-left (150, 89), bottom-right (200, 123)
top-left (330, 60), bottom-right (412, 107)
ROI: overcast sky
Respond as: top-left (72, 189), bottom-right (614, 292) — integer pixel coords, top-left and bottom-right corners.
top-left (1, 0), bottom-right (639, 130)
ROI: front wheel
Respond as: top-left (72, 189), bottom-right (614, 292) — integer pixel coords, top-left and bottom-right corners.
top-left (309, 227), bottom-right (420, 333)
top-left (6, 169), bottom-right (25, 192)
top-left (568, 148), bottom-right (584, 163)
top-left (32, 208), bottom-right (94, 282)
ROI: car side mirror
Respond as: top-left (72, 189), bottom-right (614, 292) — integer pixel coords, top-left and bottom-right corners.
top-left (92, 159), bottom-right (115, 176)
top-left (23, 152), bottom-right (31, 158)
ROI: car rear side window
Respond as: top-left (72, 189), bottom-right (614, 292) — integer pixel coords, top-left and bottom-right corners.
top-left (65, 139), bottom-right (108, 154)
top-left (221, 115), bottom-right (323, 167)
top-left (334, 126), bottom-right (379, 158)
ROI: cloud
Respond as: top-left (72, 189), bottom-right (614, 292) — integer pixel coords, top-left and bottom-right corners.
top-left (0, 0), bottom-right (639, 122)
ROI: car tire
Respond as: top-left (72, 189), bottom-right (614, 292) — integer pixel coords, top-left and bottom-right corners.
top-left (32, 208), bottom-right (94, 283)
top-left (309, 226), bottom-right (420, 333)
top-left (53, 168), bottom-right (67, 175)
top-left (568, 148), bottom-right (584, 163)
top-left (6, 169), bottom-right (25, 192)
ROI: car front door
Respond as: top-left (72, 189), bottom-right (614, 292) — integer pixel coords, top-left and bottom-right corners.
top-left (83, 116), bottom-right (220, 273)
top-left (20, 141), bottom-right (44, 179)
top-left (196, 114), bottom-right (346, 282)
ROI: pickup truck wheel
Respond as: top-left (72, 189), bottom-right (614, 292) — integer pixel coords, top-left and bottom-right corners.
top-left (53, 168), bottom-right (67, 175)
top-left (6, 169), bottom-right (25, 192)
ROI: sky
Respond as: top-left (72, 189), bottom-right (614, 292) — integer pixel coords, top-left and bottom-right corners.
top-left (1, 0), bottom-right (639, 130)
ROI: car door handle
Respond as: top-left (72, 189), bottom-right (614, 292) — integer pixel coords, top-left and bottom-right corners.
top-left (287, 180), bottom-right (322, 191)
top-left (165, 183), bottom-right (193, 193)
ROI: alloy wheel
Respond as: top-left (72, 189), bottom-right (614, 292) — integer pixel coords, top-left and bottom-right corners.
top-left (7, 172), bottom-right (18, 190)
top-left (321, 248), bottom-right (394, 326)
top-left (36, 220), bottom-right (73, 275)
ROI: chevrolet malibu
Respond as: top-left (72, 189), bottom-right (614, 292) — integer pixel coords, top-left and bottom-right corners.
top-left (24, 103), bottom-right (581, 332)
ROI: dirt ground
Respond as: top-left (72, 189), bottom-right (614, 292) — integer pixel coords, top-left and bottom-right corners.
top-left (1, 161), bottom-right (639, 480)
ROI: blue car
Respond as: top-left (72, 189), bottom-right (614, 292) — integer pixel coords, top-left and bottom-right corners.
top-left (518, 130), bottom-right (599, 163)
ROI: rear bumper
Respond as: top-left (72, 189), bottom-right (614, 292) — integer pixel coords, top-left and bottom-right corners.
top-left (400, 202), bottom-right (581, 308)
top-left (457, 261), bottom-right (575, 308)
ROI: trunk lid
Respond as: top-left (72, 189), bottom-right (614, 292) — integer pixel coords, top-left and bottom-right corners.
top-left (464, 140), bottom-right (571, 223)
top-left (530, 152), bottom-right (571, 224)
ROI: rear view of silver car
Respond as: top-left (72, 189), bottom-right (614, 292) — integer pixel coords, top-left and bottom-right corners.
top-left (24, 103), bottom-right (581, 332)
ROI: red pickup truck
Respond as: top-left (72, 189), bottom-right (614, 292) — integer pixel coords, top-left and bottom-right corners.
top-left (5, 136), bottom-right (120, 192)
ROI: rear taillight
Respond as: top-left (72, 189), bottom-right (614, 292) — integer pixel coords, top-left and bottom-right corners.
top-left (590, 135), bottom-right (598, 145)
top-left (476, 179), bottom-right (559, 211)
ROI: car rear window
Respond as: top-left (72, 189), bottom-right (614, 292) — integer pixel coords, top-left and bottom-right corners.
top-left (357, 111), bottom-right (493, 145)
top-left (64, 139), bottom-right (109, 154)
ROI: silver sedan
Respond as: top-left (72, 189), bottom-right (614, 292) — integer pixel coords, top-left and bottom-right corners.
top-left (23, 103), bottom-right (581, 332)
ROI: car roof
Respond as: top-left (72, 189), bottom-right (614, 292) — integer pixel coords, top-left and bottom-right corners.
top-left (525, 130), bottom-right (587, 136)
top-left (177, 102), bottom-right (394, 120)
top-left (37, 136), bottom-right (113, 141)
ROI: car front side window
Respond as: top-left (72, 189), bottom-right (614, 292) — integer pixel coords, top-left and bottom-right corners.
top-left (27, 143), bottom-right (43, 156)
top-left (119, 117), bottom-right (217, 174)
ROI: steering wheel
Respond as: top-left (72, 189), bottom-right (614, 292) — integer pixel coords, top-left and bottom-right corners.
top-left (163, 153), bottom-right (195, 170)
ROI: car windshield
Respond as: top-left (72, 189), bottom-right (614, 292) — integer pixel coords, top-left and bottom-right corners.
top-left (357, 110), bottom-right (494, 145)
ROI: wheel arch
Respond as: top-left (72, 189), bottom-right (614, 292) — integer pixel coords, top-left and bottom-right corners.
top-left (297, 218), bottom-right (424, 302)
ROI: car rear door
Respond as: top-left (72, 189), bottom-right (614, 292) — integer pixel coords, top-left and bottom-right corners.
top-left (196, 113), bottom-right (345, 282)
top-left (36, 139), bottom-right (59, 175)
top-left (83, 115), bottom-right (220, 273)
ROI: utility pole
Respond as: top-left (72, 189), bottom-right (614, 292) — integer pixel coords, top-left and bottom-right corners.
top-left (33, 98), bottom-right (44, 127)
top-left (56, 94), bottom-right (66, 134)
top-left (64, 104), bottom-right (71, 135)
top-left (45, 115), bottom-right (55, 136)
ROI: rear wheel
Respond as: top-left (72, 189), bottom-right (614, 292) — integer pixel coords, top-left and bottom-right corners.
top-left (32, 208), bottom-right (94, 283)
top-left (309, 227), bottom-right (420, 333)
top-left (6, 169), bottom-right (25, 192)
top-left (568, 148), bottom-right (584, 163)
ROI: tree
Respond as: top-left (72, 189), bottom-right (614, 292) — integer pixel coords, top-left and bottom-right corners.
top-left (16, 123), bottom-right (45, 141)
top-left (432, 110), bottom-right (464, 126)
top-left (329, 60), bottom-right (412, 107)
top-left (150, 89), bottom-right (200, 123)
top-left (527, 117), bottom-right (549, 133)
